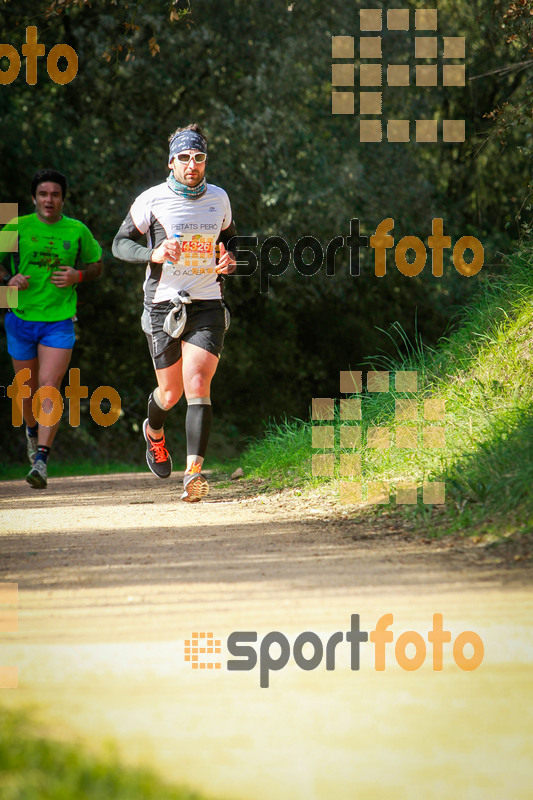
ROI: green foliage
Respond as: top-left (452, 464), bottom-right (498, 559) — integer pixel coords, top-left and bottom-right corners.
top-left (0, 706), bottom-right (228, 800)
top-left (429, 249), bottom-right (533, 517)
top-left (0, 459), bottom-right (144, 481)
top-left (244, 244), bottom-right (533, 534)
top-left (242, 417), bottom-right (312, 487)
top-left (0, 0), bottom-right (531, 463)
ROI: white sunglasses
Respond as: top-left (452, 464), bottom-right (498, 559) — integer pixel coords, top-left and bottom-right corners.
top-left (175, 152), bottom-right (207, 164)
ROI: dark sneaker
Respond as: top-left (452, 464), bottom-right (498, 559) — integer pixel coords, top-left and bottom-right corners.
top-left (143, 418), bottom-right (172, 478)
top-left (181, 463), bottom-right (209, 502)
top-left (26, 429), bottom-right (38, 464)
top-left (26, 459), bottom-right (47, 489)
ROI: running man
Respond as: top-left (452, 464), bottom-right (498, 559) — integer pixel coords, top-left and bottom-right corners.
top-left (0, 169), bottom-right (103, 488)
top-left (112, 123), bottom-right (237, 502)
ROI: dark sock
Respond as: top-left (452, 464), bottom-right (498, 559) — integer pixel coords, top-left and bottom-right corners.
top-left (147, 390), bottom-right (170, 432)
top-left (27, 423), bottom-right (38, 437)
top-left (186, 399), bottom-right (212, 459)
top-left (34, 445), bottom-right (51, 464)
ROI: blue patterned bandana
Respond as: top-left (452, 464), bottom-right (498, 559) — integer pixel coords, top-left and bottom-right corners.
top-left (167, 172), bottom-right (207, 199)
top-left (169, 130), bottom-right (207, 164)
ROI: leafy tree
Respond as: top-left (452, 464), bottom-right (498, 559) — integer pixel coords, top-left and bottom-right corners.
top-left (0, 0), bottom-right (531, 461)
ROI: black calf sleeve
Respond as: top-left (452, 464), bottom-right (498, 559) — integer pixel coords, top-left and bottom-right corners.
top-left (186, 398), bottom-right (212, 458)
top-left (147, 390), bottom-right (170, 431)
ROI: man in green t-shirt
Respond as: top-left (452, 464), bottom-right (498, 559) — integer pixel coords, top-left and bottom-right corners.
top-left (0, 169), bottom-right (103, 488)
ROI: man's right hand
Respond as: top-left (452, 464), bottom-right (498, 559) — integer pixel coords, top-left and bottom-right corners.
top-left (151, 239), bottom-right (181, 264)
top-left (6, 274), bottom-right (30, 289)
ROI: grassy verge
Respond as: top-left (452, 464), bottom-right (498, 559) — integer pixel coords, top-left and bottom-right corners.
top-left (0, 706), bottom-right (229, 800)
top-left (242, 247), bottom-right (533, 539)
top-left (0, 459), bottom-right (237, 482)
top-left (240, 417), bottom-right (312, 489)
top-left (0, 460), bottom-right (144, 482)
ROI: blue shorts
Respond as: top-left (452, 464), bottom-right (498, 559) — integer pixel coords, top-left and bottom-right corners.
top-left (4, 312), bottom-right (76, 361)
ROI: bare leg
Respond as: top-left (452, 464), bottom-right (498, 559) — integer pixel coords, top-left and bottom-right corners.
top-left (34, 344), bottom-right (73, 447)
top-left (10, 357), bottom-right (39, 428)
top-left (146, 358), bottom-right (185, 439)
top-left (181, 341), bottom-right (219, 470)
top-left (147, 342), bottom-right (218, 440)
top-left (181, 340), bottom-right (219, 399)
top-left (144, 342), bottom-right (219, 497)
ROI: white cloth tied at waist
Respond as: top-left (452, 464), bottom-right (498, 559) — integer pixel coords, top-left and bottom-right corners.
top-left (163, 291), bottom-right (192, 339)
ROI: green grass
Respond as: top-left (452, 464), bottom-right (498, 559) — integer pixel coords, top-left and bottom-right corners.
top-left (242, 246), bottom-right (533, 536)
top-left (241, 418), bottom-right (312, 488)
top-left (0, 458), bottom-right (237, 482)
top-left (0, 460), bottom-right (145, 482)
top-left (0, 706), bottom-right (230, 800)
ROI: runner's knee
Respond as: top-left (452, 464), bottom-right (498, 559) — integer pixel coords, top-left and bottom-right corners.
top-left (157, 386), bottom-right (182, 408)
top-left (38, 371), bottom-right (66, 390)
top-left (185, 373), bottom-right (212, 398)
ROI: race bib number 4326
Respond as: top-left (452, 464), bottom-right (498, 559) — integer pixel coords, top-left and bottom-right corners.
top-left (181, 234), bottom-right (215, 266)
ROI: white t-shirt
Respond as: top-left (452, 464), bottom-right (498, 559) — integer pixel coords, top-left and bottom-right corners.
top-left (130, 181), bottom-right (232, 303)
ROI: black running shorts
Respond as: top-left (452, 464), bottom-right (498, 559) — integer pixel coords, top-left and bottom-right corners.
top-left (142, 299), bottom-right (228, 370)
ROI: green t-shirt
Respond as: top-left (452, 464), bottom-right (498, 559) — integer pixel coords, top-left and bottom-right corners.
top-left (0, 213), bottom-right (102, 322)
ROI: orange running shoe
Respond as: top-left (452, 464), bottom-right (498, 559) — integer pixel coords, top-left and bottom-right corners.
top-left (143, 418), bottom-right (172, 478)
top-left (181, 462), bottom-right (209, 502)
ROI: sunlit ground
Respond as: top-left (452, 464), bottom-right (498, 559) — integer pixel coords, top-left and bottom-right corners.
top-left (3, 592), bottom-right (532, 800)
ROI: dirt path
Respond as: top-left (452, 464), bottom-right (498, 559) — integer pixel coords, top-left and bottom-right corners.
top-left (1, 472), bottom-right (532, 800)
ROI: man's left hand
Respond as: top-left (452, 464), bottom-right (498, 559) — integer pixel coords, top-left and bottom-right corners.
top-left (215, 242), bottom-right (237, 275)
top-left (50, 266), bottom-right (80, 287)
